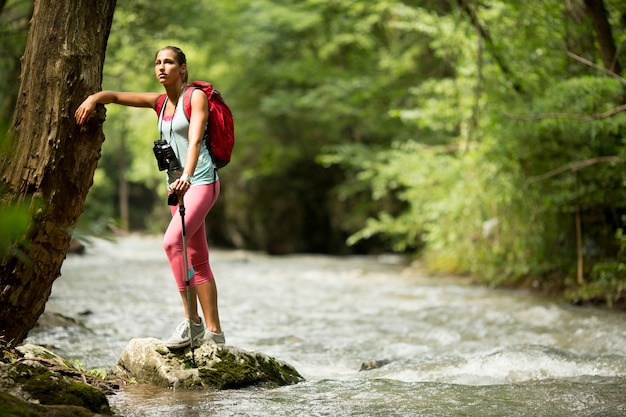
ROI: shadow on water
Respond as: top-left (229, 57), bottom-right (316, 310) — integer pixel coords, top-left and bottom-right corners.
top-left (26, 235), bottom-right (626, 416)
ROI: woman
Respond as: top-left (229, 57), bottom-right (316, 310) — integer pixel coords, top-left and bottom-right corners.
top-left (75, 46), bottom-right (225, 348)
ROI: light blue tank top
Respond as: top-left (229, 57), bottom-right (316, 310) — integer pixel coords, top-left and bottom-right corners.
top-left (158, 91), bottom-right (218, 189)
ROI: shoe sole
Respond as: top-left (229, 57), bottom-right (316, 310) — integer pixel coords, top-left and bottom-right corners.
top-left (165, 333), bottom-right (205, 350)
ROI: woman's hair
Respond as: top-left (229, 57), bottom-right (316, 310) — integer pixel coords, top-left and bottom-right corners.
top-left (157, 46), bottom-right (188, 83)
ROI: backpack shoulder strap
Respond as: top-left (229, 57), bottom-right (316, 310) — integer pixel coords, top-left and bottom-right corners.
top-left (155, 94), bottom-right (167, 116)
top-left (182, 86), bottom-right (198, 121)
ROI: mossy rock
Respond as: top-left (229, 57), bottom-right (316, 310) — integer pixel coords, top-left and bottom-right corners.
top-left (0, 345), bottom-right (113, 416)
top-left (111, 338), bottom-right (304, 389)
top-left (16, 344), bottom-right (74, 368)
top-left (0, 390), bottom-right (104, 417)
top-left (0, 392), bottom-right (106, 417)
top-left (198, 348), bottom-right (303, 389)
top-left (7, 363), bottom-right (111, 415)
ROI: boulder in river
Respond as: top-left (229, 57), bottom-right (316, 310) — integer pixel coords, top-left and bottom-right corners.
top-left (110, 338), bottom-right (304, 389)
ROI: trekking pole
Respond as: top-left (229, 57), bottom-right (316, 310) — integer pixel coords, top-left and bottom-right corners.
top-left (177, 193), bottom-right (197, 368)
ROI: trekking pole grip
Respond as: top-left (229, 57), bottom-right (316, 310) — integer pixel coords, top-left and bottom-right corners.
top-left (178, 194), bottom-right (186, 236)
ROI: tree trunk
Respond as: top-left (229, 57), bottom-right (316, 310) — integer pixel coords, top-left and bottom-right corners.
top-left (0, 0), bottom-right (116, 346)
top-left (584, 0), bottom-right (622, 75)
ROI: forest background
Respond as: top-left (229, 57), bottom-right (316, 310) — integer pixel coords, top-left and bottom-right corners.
top-left (1, 0), bottom-right (624, 308)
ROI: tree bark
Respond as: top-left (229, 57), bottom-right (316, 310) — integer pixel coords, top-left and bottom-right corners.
top-left (584, 0), bottom-right (622, 75)
top-left (0, 0), bottom-right (116, 346)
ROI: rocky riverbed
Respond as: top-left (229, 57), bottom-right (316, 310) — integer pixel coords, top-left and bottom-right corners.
top-left (0, 335), bottom-right (302, 416)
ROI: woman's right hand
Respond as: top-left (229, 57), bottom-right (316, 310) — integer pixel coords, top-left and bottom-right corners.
top-left (75, 95), bottom-right (97, 125)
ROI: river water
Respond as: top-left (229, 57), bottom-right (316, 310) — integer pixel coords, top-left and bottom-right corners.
top-left (26, 235), bottom-right (626, 416)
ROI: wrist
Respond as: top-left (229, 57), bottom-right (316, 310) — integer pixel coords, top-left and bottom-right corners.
top-left (180, 173), bottom-right (193, 183)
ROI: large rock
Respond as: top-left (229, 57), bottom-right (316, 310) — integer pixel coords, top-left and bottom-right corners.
top-left (1, 344), bottom-right (113, 416)
top-left (110, 338), bottom-right (304, 389)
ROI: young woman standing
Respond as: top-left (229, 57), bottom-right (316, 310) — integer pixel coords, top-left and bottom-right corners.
top-left (75, 46), bottom-right (225, 348)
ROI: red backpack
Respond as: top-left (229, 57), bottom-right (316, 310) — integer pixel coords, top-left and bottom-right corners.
top-left (155, 80), bottom-right (234, 169)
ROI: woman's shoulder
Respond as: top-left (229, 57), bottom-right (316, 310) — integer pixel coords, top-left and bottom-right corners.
top-left (188, 88), bottom-right (209, 110)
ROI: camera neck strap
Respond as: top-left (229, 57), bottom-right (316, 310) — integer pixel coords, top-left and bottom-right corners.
top-left (158, 96), bottom-right (176, 143)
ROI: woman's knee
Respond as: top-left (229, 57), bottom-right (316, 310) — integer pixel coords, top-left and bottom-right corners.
top-left (163, 230), bottom-right (182, 255)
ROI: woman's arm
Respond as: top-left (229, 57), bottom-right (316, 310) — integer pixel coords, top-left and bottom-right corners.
top-left (75, 91), bottom-right (160, 125)
top-left (170, 89), bottom-right (209, 193)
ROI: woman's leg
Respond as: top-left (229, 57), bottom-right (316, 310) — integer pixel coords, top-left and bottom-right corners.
top-left (192, 280), bottom-right (222, 334)
top-left (163, 182), bottom-right (222, 341)
top-left (182, 182), bottom-right (222, 335)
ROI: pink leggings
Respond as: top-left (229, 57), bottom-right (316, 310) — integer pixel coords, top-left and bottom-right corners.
top-left (163, 182), bottom-right (220, 291)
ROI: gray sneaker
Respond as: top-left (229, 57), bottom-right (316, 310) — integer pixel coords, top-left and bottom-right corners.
top-left (165, 318), bottom-right (205, 349)
top-left (205, 331), bottom-right (225, 345)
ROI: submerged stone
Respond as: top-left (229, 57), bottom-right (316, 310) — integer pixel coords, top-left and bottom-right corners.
top-left (110, 338), bottom-right (304, 389)
top-left (359, 359), bottom-right (391, 371)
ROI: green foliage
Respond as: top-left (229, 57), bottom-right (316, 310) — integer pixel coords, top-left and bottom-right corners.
top-left (566, 226), bottom-right (626, 307)
top-left (0, 0), bottom-right (30, 122)
top-left (71, 359), bottom-right (108, 380)
top-left (502, 76), bottom-right (626, 277)
top-left (320, 0), bottom-right (626, 307)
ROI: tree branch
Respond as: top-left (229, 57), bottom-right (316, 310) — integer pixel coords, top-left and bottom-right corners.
top-left (456, 0), bottom-right (525, 95)
top-left (526, 156), bottom-right (623, 184)
top-left (504, 50), bottom-right (626, 122)
top-left (504, 103), bottom-right (626, 121)
top-left (566, 51), bottom-right (626, 85)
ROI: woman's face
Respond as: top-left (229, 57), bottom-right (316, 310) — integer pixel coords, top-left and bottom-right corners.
top-left (154, 49), bottom-right (186, 85)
